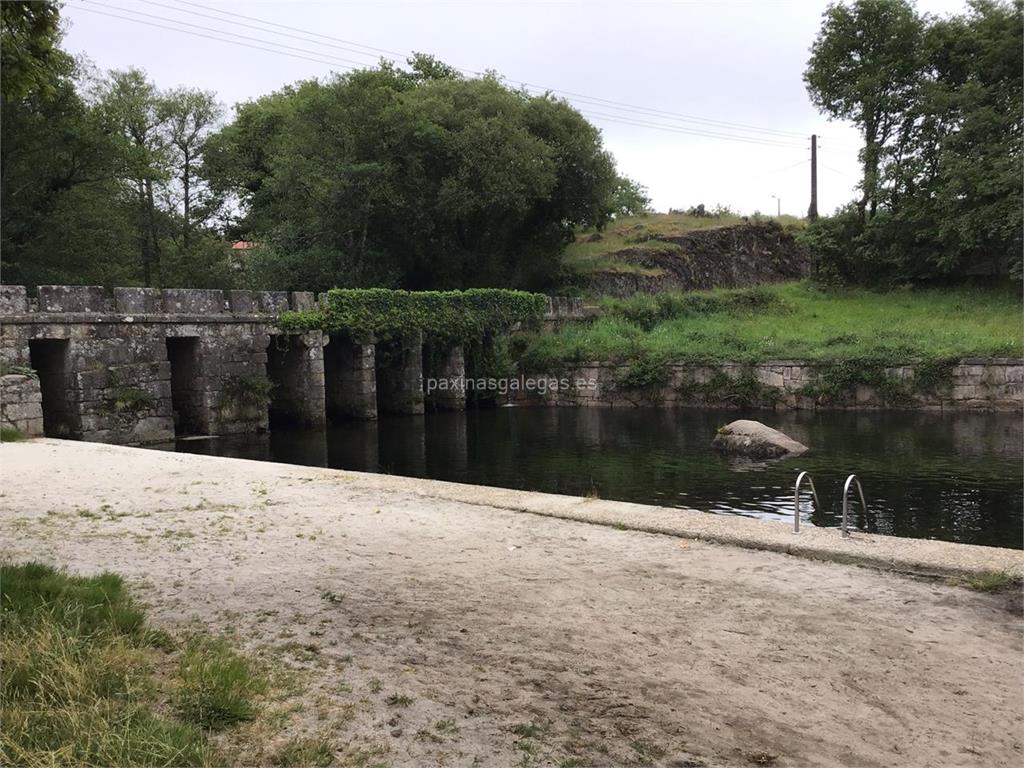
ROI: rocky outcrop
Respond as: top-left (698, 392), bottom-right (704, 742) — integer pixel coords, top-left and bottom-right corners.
top-left (587, 222), bottom-right (809, 297)
top-left (710, 419), bottom-right (808, 458)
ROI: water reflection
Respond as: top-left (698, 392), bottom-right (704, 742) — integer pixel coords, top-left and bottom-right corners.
top-left (167, 407), bottom-right (1024, 549)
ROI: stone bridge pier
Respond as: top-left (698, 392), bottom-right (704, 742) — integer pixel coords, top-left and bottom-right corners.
top-left (1, 285), bottom-right (469, 445)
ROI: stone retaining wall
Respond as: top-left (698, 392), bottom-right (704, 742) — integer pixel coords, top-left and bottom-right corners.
top-left (512, 359), bottom-right (1024, 411)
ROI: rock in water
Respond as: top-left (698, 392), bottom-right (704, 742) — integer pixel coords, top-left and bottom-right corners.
top-left (711, 419), bottom-right (808, 459)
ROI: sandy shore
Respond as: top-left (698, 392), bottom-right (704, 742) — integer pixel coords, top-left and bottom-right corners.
top-left (1, 439), bottom-right (1022, 767)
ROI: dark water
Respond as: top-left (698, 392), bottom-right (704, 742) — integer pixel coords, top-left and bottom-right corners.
top-left (167, 407), bottom-right (1024, 549)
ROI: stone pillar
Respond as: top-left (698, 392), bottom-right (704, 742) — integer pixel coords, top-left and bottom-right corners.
top-left (424, 343), bottom-right (466, 411)
top-left (375, 332), bottom-right (424, 416)
top-left (266, 331), bottom-right (326, 428)
top-left (324, 334), bottom-right (377, 420)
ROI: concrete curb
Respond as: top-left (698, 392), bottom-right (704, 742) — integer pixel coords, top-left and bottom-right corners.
top-left (13, 439), bottom-right (1024, 580)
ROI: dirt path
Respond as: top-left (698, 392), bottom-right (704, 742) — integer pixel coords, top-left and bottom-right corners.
top-left (1, 440), bottom-right (1021, 768)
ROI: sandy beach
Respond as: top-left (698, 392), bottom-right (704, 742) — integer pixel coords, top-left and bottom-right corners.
top-left (1, 439), bottom-right (1021, 767)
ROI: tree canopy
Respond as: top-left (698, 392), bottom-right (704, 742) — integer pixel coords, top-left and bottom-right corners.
top-left (803, 0), bottom-right (1022, 283)
top-left (205, 55), bottom-right (618, 292)
top-left (1, 0), bottom-right (232, 289)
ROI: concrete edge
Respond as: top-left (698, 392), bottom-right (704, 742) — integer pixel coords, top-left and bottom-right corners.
top-left (10, 439), bottom-right (1024, 581)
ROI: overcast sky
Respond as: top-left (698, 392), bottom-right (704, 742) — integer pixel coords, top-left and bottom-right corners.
top-left (62, 0), bottom-right (970, 216)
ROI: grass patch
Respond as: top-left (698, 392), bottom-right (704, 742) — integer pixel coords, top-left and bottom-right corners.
top-left (384, 692), bottom-right (413, 707)
top-left (272, 734), bottom-right (336, 767)
top-left (965, 571), bottom-right (1022, 592)
top-left (1, 561), bottom-right (276, 767)
top-left (565, 211), bottom-right (802, 275)
top-left (0, 426), bottom-right (27, 442)
top-left (0, 562), bottom-right (217, 766)
top-left (519, 281), bottom-right (1022, 368)
top-left (510, 721), bottom-right (544, 738)
top-left (174, 634), bottom-right (269, 729)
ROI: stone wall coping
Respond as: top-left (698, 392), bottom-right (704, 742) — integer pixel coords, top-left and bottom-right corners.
top-left (0, 313), bottom-right (309, 327)
top-left (0, 285), bottom-right (317, 318)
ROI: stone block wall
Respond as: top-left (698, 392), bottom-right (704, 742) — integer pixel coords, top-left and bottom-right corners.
top-left (0, 374), bottom-right (44, 437)
top-left (266, 332), bottom-right (327, 428)
top-left (511, 359), bottom-right (1024, 411)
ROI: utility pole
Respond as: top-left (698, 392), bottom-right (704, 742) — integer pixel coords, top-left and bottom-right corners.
top-left (808, 134), bottom-right (819, 220)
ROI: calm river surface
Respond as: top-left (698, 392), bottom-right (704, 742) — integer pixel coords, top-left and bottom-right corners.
top-left (168, 407), bottom-right (1023, 549)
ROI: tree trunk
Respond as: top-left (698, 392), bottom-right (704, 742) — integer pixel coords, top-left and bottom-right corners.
top-left (138, 180), bottom-right (151, 286)
top-left (145, 178), bottom-right (161, 286)
top-left (182, 148), bottom-right (191, 253)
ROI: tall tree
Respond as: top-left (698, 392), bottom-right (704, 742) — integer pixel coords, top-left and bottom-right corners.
top-left (803, 0), bottom-right (1022, 283)
top-left (161, 87), bottom-right (222, 253)
top-left (804, 0), bottom-right (924, 220)
top-left (96, 69), bottom-right (171, 286)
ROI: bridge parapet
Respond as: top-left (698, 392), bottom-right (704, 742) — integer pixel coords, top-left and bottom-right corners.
top-left (0, 285), bottom-right (316, 318)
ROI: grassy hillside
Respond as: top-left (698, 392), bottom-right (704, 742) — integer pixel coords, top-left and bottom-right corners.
top-left (566, 211), bottom-right (805, 276)
top-left (519, 281), bottom-right (1023, 367)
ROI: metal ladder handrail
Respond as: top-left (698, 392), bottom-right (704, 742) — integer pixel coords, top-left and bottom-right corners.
top-left (793, 470), bottom-right (820, 533)
top-left (841, 474), bottom-right (868, 538)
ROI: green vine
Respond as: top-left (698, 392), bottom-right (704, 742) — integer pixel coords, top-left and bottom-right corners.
top-left (802, 357), bottom-right (956, 405)
top-left (677, 368), bottom-right (784, 407)
top-left (0, 363), bottom-right (38, 379)
top-left (615, 354), bottom-right (671, 392)
top-left (105, 386), bottom-right (155, 415)
top-left (278, 288), bottom-right (546, 343)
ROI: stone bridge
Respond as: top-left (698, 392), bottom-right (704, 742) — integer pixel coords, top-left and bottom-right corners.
top-left (0, 285), bottom-right (581, 444)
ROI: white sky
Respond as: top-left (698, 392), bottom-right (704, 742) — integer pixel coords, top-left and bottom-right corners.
top-left (61, 0), bottom-right (970, 216)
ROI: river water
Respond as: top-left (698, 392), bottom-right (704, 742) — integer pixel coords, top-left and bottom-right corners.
top-left (168, 407), bottom-right (1023, 549)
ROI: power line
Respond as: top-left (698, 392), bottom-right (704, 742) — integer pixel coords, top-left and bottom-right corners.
top-left (161, 0), bottom-right (816, 141)
top-left (68, 0), bottom-right (814, 149)
top-left (67, 4), bottom-right (365, 69)
top-left (80, 0), bottom-right (374, 69)
top-left (169, 0), bottom-right (407, 59)
top-left (577, 111), bottom-right (805, 148)
top-left (136, 0), bottom-right (394, 64)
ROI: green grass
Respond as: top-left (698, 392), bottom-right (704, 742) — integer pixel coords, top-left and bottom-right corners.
top-left (519, 281), bottom-right (1022, 367)
top-left (272, 734), bottom-right (336, 766)
top-left (1, 427), bottom-right (27, 442)
top-left (0, 562), bottom-right (271, 767)
top-left (174, 635), bottom-right (269, 729)
top-left (566, 211), bottom-right (803, 275)
top-left (965, 571), bottom-right (1022, 592)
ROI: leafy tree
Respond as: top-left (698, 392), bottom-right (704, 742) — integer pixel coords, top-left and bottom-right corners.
top-left (161, 87), bottom-right (222, 253)
top-left (95, 69), bottom-right (173, 286)
top-left (608, 175), bottom-right (653, 217)
top-left (1, 1), bottom-right (66, 102)
top-left (205, 59), bottom-right (618, 291)
top-left (805, 0), bottom-right (925, 221)
top-left (803, 0), bottom-right (1022, 283)
top-left (0, 6), bottom-right (138, 287)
